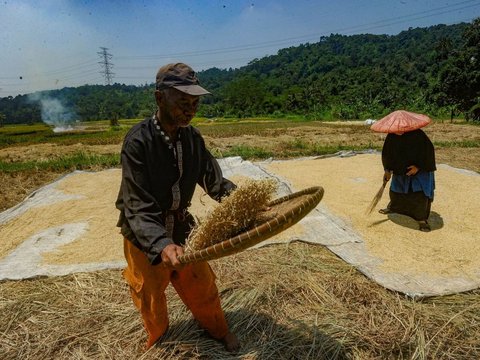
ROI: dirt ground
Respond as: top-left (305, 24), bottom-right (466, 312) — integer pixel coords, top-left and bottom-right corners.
top-left (0, 121), bottom-right (479, 213)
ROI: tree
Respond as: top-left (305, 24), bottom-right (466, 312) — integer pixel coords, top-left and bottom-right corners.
top-left (435, 18), bottom-right (480, 120)
top-left (0, 22), bottom-right (471, 123)
top-left (222, 76), bottom-right (267, 116)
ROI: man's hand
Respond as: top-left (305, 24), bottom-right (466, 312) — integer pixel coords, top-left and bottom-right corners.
top-left (161, 244), bottom-right (184, 269)
top-left (383, 170), bottom-right (392, 182)
top-left (406, 165), bottom-right (419, 176)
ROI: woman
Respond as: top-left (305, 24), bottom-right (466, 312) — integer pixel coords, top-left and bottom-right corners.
top-left (379, 128), bottom-right (436, 232)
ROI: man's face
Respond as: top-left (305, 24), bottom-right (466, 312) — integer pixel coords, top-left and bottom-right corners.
top-left (158, 88), bottom-right (200, 128)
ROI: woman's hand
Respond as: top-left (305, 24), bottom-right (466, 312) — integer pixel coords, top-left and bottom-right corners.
top-left (383, 170), bottom-right (392, 182)
top-left (406, 165), bottom-right (419, 176)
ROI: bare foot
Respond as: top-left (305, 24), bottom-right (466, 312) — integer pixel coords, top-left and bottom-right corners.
top-left (221, 331), bottom-right (240, 352)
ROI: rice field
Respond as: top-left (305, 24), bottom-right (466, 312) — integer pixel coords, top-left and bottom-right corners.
top-left (1, 117), bottom-right (480, 359)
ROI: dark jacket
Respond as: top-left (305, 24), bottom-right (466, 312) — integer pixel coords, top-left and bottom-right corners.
top-left (382, 129), bottom-right (436, 175)
top-left (116, 117), bottom-right (235, 264)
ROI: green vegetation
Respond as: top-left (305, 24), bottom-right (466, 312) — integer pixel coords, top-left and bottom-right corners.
top-left (215, 145), bottom-right (274, 159)
top-left (0, 121), bottom-right (130, 147)
top-left (1, 20), bottom-right (479, 126)
top-left (0, 152), bottom-right (119, 172)
top-left (433, 140), bottom-right (480, 148)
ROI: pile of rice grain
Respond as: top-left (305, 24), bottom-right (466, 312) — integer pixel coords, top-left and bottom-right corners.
top-left (185, 179), bottom-right (277, 253)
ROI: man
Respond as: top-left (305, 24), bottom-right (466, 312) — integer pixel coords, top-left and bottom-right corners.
top-left (115, 63), bottom-right (240, 352)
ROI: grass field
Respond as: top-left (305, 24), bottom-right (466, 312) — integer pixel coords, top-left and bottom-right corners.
top-left (1, 117), bottom-right (480, 359)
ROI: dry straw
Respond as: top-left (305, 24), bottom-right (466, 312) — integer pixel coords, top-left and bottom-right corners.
top-left (1, 245), bottom-right (479, 359)
top-left (184, 178), bottom-right (277, 253)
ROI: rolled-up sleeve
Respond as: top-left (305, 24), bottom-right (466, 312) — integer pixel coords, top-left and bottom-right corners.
top-left (121, 139), bottom-right (173, 264)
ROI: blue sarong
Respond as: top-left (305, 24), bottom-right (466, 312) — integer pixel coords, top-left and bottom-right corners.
top-left (390, 171), bottom-right (435, 199)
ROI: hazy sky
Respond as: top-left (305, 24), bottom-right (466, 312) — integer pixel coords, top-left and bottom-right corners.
top-left (1, 0), bottom-right (479, 97)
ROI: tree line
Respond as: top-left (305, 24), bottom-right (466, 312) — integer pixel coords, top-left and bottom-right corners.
top-left (0, 19), bottom-right (479, 126)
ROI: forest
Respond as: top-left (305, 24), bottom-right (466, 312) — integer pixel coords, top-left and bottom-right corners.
top-left (0, 18), bottom-right (479, 126)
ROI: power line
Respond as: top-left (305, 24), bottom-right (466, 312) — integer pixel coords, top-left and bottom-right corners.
top-left (0, 59), bottom-right (99, 80)
top-left (97, 47), bottom-right (115, 85)
top-left (1, 1), bottom-right (478, 96)
top-left (337, 1), bottom-right (480, 35)
top-left (115, 0), bottom-right (480, 61)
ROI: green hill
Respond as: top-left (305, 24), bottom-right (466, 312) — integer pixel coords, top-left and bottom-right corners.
top-left (1, 20), bottom-right (479, 125)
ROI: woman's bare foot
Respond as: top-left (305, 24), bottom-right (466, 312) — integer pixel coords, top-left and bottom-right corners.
top-left (221, 331), bottom-right (240, 352)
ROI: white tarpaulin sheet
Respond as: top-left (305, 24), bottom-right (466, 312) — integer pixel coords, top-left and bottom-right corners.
top-left (1, 155), bottom-right (479, 298)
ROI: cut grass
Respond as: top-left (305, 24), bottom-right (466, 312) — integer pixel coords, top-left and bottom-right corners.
top-left (1, 243), bottom-right (478, 359)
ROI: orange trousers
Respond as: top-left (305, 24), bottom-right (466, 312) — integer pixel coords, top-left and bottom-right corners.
top-left (123, 238), bottom-right (229, 349)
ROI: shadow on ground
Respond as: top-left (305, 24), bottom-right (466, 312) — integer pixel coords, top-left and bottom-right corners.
top-left (388, 211), bottom-right (444, 231)
top-left (151, 309), bottom-right (348, 359)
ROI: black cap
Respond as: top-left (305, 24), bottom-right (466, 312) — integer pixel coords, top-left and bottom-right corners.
top-left (155, 63), bottom-right (210, 96)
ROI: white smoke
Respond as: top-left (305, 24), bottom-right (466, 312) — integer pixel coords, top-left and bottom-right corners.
top-left (28, 93), bottom-right (77, 132)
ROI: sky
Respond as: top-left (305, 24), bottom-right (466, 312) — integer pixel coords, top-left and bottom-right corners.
top-left (1, 0), bottom-right (479, 97)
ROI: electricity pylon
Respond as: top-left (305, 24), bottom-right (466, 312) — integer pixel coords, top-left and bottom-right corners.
top-left (98, 47), bottom-right (114, 85)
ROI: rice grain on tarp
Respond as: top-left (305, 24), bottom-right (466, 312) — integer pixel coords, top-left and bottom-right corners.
top-left (184, 179), bottom-right (277, 253)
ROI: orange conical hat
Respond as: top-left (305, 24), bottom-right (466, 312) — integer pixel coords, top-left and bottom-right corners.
top-left (371, 110), bottom-right (432, 133)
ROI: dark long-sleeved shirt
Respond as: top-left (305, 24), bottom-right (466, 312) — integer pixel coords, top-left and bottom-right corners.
top-left (382, 129), bottom-right (436, 175)
top-left (382, 129), bottom-right (436, 199)
top-left (115, 117), bottom-right (235, 264)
